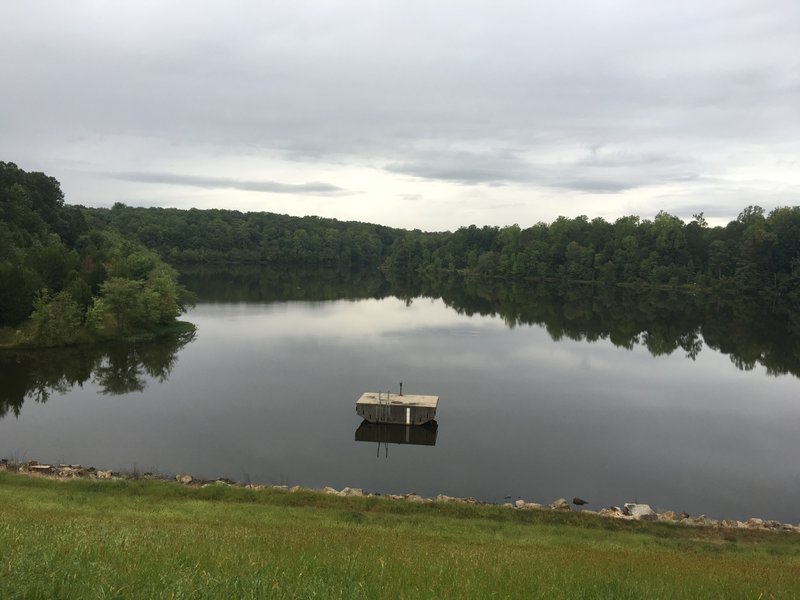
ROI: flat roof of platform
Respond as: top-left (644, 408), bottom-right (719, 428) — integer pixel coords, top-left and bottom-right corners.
top-left (356, 393), bottom-right (439, 408)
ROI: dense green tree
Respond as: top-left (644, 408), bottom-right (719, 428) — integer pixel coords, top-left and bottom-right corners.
top-left (0, 162), bottom-right (190, 343)
top-left (30, 289), bottom-right (82, 346)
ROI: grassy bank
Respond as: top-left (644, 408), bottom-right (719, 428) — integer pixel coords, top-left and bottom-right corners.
top-left (1, 473), bottom-right (799, 599)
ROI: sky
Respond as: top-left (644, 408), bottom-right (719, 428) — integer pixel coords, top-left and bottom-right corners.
top-left (1, 0), bottom-right (798, 231)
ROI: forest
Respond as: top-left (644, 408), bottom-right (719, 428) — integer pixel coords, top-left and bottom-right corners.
top-left (383, 208), bottom-right (800, 298)
top-left (2, 160), bottom-right (800, 348)
top-left (0, 162), bottom-right (191, 346)
top-left (88, 188), bottom-right (800, 299)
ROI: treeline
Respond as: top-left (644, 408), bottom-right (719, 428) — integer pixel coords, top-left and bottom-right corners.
top-left (383, 208), bottom-right (800, 297)
top-left (4, 160), bottom-right (800, 344)
top-left (84, 204), bottom-right (399, 267)
top-left (83, 200), bottom-right (800, 298)
top-left (0, 162), bottom-right (191, 346)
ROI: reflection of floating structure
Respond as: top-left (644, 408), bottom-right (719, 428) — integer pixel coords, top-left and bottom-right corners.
top-left (355, 420), bottom-right (438, 446)
top-left (355, 392), bottom-right (439, 425)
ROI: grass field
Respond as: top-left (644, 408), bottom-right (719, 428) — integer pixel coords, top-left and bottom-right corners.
top-left (1, 471), bottom-right (799, 599)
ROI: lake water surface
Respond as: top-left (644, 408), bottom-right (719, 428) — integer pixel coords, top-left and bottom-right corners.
top-left (2, 269), bottom-right (799, 523)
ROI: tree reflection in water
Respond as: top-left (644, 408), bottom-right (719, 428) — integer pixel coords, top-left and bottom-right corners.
top-left (182, 265), bottom-right (800, 379)
top-left (182, 264), bottom-right (800, 379)
top-left (5, 265), bottom-right (800, 421)
top-left (386, 273), bottom-right (800, 379)
top-left (0, 329), bottom-right (195, 419)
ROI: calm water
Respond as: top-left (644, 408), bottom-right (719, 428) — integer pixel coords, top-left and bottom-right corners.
top-left (2, 269), bottom-right (799, 523)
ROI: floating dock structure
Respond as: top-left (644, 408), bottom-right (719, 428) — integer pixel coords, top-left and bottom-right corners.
top-left (355, 392), bottom-right (439, 425)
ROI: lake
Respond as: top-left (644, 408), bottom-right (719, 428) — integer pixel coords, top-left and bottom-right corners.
top-left (2, 267), bottom-right (799, 523)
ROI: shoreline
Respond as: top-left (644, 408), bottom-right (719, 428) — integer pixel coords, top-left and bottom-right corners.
top-left (3, 458), bottom-right (798, 535)
top-left (0, 320), bottom-right (196, 351)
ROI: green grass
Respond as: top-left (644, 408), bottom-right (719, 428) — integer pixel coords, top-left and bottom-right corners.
top-left (1, 472), bottom-right (798, 599)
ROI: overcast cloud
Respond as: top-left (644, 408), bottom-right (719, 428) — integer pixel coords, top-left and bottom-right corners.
top-left (110, 171), bottom-right (349, 195)
top-left (1, 0), bottom-right (798, 230)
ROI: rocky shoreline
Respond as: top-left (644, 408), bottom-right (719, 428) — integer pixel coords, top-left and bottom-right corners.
top-left (3, 459), bottom-right (799, 535)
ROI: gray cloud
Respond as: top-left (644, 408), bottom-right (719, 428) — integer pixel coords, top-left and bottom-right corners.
top-left (652, 182), bottom-right (800, 223)
top-left (0, 0), bottom-right (798, 228)
top-left (109, 172), bottom-right (349, 196)
top-left (386, 147), bottom-right (703, 193)
top-left (386, 150), bottom-right (530, 185)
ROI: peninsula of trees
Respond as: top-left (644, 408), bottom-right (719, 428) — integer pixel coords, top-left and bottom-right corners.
top-left (2, 160), bottom-right (800, 347)
top-left (0, 162), bottom-right (191, 347)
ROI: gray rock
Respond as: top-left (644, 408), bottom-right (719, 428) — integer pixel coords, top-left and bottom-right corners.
top-left (624, 503), bottom-right (657, 521)
top-left (514, 499), bottom-right (526, 508)
top-left (338, 487), bottom-right (364, 497)
top-left (96, 470), bottom-right (113, 479)
top-left (323, 486), bottom-right (338, 495)
top-left (549, 498), bottom-right (571, 510)
top-left (29, 464), bottom-right (53, 473)
top-left (57, 466), bottom-right (84, 478)
top-left (746, 518), bottom-right (764, 528)
top-left (176, 474), bottom-right (193, 485)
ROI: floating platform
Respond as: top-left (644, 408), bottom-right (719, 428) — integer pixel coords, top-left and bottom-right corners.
top-left (355, 420), bottom-right (438, 446)
top-left (355, 392), bottom-right (439, 425)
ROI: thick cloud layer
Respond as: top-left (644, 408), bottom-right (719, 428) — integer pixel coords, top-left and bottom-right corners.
top-left (1, 1), bottom-right (798, 229)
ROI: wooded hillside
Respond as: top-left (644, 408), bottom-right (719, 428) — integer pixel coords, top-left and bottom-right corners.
top-left (0, 162), bottom-right (190, 345)
top-left (3, 160), bottom-right (800, 343)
